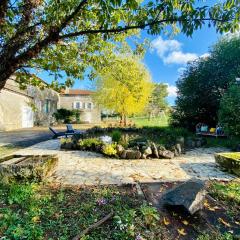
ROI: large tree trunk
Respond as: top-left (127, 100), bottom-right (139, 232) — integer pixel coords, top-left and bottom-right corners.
top-left (0, 65), bottom-right (16, 90)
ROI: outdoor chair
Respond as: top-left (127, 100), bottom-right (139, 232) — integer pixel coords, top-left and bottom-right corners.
top-left (49, 127), bottom-right (74, 139)
top-left (66, 124), bottom-right (82, 134)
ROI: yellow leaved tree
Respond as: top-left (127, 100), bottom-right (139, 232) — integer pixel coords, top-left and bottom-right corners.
top-left (94, 56), bottom-right (153, 125)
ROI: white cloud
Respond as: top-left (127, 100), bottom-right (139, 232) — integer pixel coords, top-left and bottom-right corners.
top-left (163, 51), bottom-right (198, 64)
top-left (151, 37), bottom-right (181, 57)
top-left (165, 84), bottom-right (178, 97)
top-left (200, 53), bottom-right (210, 58)
top-left (177, 67), bottom-right (186, 74)
top-left (151, 36), bottom-right (198, 65)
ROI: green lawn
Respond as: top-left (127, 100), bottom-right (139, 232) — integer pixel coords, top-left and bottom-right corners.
top-left (129, 116), bottom-right (169, 127)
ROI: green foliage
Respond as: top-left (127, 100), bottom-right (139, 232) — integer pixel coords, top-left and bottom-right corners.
top-left (218, 84), bottom-right (240, 137)
top-left (146, 83), bottom-right (168, 117)
top-left (140, 204), bottom-right (160, 227)
top-left (112, 130), bottom-right (122, 143)
top-left (102, 143), bottom-right (117, 157)
top-left (0, 182), bottom-right (162, 239)
top-left (53, 108), bottom-right (81, 123)
top-left (78, 138), bottom-right (103, 150)
top-left (94, 56), bottom-right (153, 121)
top-left (197, 233), bottom-right (234, 240)
top-left (53, 108), bottom-right (74, 123)
top-left (210, 180), bottom-right (240, 205)
top-left (171, 35), bottom-right (240, 130)
top-left (1, 0), bottom-right (239, 90)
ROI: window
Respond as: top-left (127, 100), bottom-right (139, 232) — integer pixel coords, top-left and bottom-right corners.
top-left (44, 100), bottom-right (51, 113)
top-left (87, 102), bottom-right (92, 109)
top-left (74, 101), bottom-right (81, 109)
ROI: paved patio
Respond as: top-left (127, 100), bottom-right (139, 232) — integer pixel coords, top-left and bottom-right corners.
top-left (15, 139), bottom-right (235, 185)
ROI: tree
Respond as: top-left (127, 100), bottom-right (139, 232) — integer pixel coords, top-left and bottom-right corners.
top-left (146, 83), bottom-right (168, 120)
top-left (0, 0), bottom-right (239, 90)
top-left (171, 35), bottom-right (240, 130)
top-left (94, 56), bottom-right (152, 125)
top-left (218, 84), bottom-right (240, 137)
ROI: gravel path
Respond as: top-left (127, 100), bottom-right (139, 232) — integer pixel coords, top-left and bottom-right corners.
top-left (16, 139), bottom-right (235, 185)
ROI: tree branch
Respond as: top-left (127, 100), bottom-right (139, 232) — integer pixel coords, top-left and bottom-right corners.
top-left (59, 17), bottom-right (227, 39)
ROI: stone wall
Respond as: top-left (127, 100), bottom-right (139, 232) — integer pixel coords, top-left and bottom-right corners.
top-left (59, 95), bottom-right (101, 123)
top-left (27, 85), bottom-right (59, 126)
top-left (0, 77), bottom-right (59, 130)
top-left (0, 88), bottom-right (32, 131)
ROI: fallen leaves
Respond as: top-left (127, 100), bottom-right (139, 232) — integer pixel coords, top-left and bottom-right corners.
top-left (204, 200), bottom-right (220, 211)
top-left (218, 217), bottom-right (231, 227)
top-left (182, 220), bottom-right (189, 225)
top-left (163, 217), bottom-right (170, 226)
top-left (177, 228), bottom-right (187, 236)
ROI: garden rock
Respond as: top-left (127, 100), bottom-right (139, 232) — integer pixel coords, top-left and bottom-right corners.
top-left (161, 179), bottom-right (206, 215)
top-left (151, 143), bottom-right (159, 158)
top-left (116, 145), bottom-right (124, 155)
top-left (142, 146), bottom-right (152, 156)
top-left (158, 150), bottom-right (174, 159)
top-left (125, 150), bottom-right (142, 159)
top-left (120, 150), bottom-right (127, 159)
top-left (171, 143), bottom-right (182, 157)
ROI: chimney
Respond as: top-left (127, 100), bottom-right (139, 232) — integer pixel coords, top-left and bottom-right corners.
top-left (65, 87), bottom-right (69, 94)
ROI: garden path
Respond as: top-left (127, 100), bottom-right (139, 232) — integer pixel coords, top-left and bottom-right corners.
top-left (16, 139), bottom-right (235, 185)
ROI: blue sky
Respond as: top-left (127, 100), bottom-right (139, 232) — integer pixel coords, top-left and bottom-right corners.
top-left (38, 25), bottom-right (221, 106)
top-left (143, 26), bottom-right (221, 105)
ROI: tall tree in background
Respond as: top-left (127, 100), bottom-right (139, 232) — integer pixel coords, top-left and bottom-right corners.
top-left (0, 0), bottom-right (239, 90)
top-left (171, 35), bottom-right (240, 130)
top-left (146, 83), bottom-right (168, 120)
top-left (94, 56), bottom-right (152, 125)
top-left (218, 84), bottom-right (240, 137)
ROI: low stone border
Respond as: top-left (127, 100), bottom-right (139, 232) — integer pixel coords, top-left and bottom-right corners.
top-left (0, 154), bottom-right (58, 183)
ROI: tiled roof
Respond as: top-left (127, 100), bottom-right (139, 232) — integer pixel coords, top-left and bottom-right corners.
top-left (61, 89), bottom-right (94, 95)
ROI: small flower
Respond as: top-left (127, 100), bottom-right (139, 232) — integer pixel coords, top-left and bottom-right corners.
top-left (135, 233), bottom-right (143, 240)
top-left (96, 198), bottom-right (107, 206)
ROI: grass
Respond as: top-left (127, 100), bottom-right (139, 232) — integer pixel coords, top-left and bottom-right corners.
top-left (209, 180), bottom-right (240, 207)
top-left (217, 152), bottom-right (240, 161)
top-left (0, 182), bottom-right (162, 240)
top-left (0, 180), bottom-right (239, 239)
top-left (129, 116), bottom-right (169, 127)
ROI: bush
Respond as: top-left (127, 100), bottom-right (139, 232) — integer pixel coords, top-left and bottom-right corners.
top-left (53, 108), bottom-right (74, 123)
top-left (78, 138), bottom-right (103, 151)
top-left (102, 143), bottom-right (117, 157)
top-left (112, 130), bottom-right (122, 143)
top-left (218, 85), bottom-right (240, 137)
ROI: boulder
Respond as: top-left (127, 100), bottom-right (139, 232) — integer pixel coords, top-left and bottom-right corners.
top-left (141, 154), bottom-right (147, 159)
top-left (151, 143), bottom-right (159, 158)
top-left (171, 143), bottom-right (182, 157)
top-left (142, 146), bottom-right (152, 156)
top-left (120, 150), bottom-right (127, 159)
top-left (161, 179), bottom-right (206, 215)
top-left (125, 150), bottom-right (142, 159)
top-left (116, 145), bottom-right (124, 155)
top-left (158, 150), bottom-right (174, 159)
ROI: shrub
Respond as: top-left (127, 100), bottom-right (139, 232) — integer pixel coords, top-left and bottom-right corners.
top-left (218, 84), bottom-right (240, 137)
top-left (102, 143), bottom-right (117, 157)
top-left (112, 130), bottom-right (122, 143)
top-left (78, 138), bottom-right (103, 151)
top-left (53, 108), bottom-right (74, 123)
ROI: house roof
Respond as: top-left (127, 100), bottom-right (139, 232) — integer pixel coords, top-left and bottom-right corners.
top-left (61, 89), bottom-right (95, 95)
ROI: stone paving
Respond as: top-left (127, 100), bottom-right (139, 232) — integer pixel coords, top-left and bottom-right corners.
top-left (16, 139), bottom-right (235, 185)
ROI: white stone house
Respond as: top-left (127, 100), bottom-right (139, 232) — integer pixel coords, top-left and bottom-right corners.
top-left (59, 89), bottom-right (101, 123)
top-left (0, 77), bottom-right (101, 131)
top-left (0, 76), bottom-right (59, 131)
